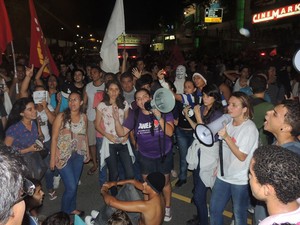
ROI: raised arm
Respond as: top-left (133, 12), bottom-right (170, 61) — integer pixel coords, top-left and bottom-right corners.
top-left (121, 50), bottom-right (128, 74)
top-left (112, 106), bottom-right (130, 137)
top-left (101, 182), bottom-right (147, 213)
top-left (20, 65), bottom-right (34, 98)
top-left (35, 57), bottom-right (49, 86)
top-left (117, 179), bottom-right (144, 191)
top-left (223, 70), bottom-right (239, 82)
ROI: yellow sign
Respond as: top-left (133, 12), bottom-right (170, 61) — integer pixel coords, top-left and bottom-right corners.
top-left (205, 17), bottom-right (222, 23)
top-left (117, 34), bottom-right (150, 45)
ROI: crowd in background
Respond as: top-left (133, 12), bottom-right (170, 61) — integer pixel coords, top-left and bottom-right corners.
top-left (0, 47), bottom-right (300, 225)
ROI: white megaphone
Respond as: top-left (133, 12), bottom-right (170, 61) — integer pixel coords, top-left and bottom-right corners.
top-left (293, 49), bottom-right (300, 73)
top-left (144, 88), bottom-right (175, 113)
top-left (195, 114), bottom-right (232, 146)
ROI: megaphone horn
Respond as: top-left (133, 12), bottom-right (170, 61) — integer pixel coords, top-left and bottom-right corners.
top-left (144, 88), bottom-right (175, 113)
top-left (195, 114), bottom-right (232, 146)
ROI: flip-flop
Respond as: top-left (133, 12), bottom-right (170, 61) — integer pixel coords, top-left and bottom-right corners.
top-left (87, 167), bottom-right (97, 175)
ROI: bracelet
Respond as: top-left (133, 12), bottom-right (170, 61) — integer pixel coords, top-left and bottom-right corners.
top-left (223, 133), bottom-right (229, 139)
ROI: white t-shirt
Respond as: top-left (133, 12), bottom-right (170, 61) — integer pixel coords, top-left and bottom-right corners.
top-left (218, 119), bottom-right (258, 185)
top-left (259, 206), bottom-right (300, 225)
top-left (37, 104), bottom-right (54, 142)
top-left (97, 101), bottom-right (129, 136)
top-left (86, 82), bottom-right (105, 121)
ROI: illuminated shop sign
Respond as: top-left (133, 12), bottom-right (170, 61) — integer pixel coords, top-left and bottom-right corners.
top-left (205, 8), bottom-right (223, 23)
top-left (252, 3), bottom-right (300, 23)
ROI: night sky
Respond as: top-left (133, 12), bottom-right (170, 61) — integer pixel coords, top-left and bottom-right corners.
top-left (44, 0), bottom-right (183, 31)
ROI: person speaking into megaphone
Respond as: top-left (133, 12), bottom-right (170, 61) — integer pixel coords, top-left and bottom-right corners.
top-left (209, 92), bottom-right (259, 225)
top-left (183, 84), bottom-right (224, 225)
top-left (112, 88), bottom-right (175, 222)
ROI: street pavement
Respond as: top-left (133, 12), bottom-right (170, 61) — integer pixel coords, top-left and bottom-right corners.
top-left (39, 151), bottom-right (253, 225)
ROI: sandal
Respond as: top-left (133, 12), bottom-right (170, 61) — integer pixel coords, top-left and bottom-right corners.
top-left (87, 167), bottom-right (98, 175)
top-left (48, 191), bottom-right (57, 200)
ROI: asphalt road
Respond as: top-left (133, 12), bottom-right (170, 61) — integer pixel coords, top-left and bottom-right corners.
top-left (39, 151), bottom-right (253, 225)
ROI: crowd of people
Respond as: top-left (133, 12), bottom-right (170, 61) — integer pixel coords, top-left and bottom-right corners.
top-left (0, 49), bottom-right (300, 225)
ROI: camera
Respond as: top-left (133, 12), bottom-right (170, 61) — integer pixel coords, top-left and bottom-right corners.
top-left (182, 107), bottom-right (194, 117)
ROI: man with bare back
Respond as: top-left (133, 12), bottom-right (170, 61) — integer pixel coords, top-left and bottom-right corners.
top-left (101, 172), bottom-right (165, 225)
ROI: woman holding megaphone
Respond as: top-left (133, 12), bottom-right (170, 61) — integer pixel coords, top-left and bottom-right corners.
top-left (209, 92), bottom-right (258, 225)
top-left (183, 84), bottom-right (224, 225)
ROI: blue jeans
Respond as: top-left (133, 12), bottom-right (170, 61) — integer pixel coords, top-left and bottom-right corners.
top-left (132, 148), bottom-right (142, 181)
top-left (105, 144), bottom-right (134, 196)
top-left (209, 178), bottom-right (249, 225)
top-left (58, 152), bottom-right (84, 214)
top-left (43, 140), bottom-right (58, 191)
top-left (175, 127), bottom-right (194, 180)
top-left (193, 154), bottom-right (209, 225)
top-left (96, 137), bottom-right (107, 187)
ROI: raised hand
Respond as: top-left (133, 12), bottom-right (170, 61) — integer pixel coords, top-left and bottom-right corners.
top-left (132, 67), bottom-right (141, 79)
top-left (25, 64), bottom-right (34, 78)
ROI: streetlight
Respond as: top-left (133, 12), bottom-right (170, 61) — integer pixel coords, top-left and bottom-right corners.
top-left (76, 25), bottom-right (80, 28)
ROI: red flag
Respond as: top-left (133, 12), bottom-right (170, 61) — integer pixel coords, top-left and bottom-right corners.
top-left (269, 48), bottom-right (277, 57)
top-left (29, 0), bottom-right (59, 77)
top-left (0, 0), bottom-right (13, 65)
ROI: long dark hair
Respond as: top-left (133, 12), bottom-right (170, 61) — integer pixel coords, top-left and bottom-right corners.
top-left (6, 97), bottom-right (34, 130)
top-left (62, 91), bottom-right (83, 128)
top-left (202, 84), bottom-right (223, 124)
top-left (102, 80), bottom-right (125, 109)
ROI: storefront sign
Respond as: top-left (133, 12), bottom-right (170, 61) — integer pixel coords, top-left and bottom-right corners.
top-left (252, 3), bottom-right (300, 23)
top-left (205, 8), bottom-right (223, 23)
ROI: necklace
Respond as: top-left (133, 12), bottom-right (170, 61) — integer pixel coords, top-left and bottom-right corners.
top-left (70, 117), bottom-right (83, 134)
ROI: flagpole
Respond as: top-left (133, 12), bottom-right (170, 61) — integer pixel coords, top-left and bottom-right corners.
top-left (10, 41), bottom-right (18, 94)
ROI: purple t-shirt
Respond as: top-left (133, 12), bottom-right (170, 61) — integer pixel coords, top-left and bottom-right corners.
top-left (6, 121), bottom-right (38, 151)
top-left (123, 109), bottom-right (174, 158)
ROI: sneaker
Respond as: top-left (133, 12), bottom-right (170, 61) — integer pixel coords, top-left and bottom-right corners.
top-left (53, 175), bottom-right (61, 189)
top-left (48, 191), bottom-right (57, 200)
top-left (164, 207), bottom-right (172, 222)
top-left (91, 210), bottom-right (99, 219)
top-left (78, 180), bottom-right (81, 185)
top-left (85, 216), bottom-right (94, 225)
top-left (248, 206), bottom-right (255, 214)
top-left (171, 170), bottom-right (178, 178)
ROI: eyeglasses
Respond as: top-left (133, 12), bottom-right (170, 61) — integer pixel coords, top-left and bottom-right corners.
top-left (12, 178), bottom-right (36, 206)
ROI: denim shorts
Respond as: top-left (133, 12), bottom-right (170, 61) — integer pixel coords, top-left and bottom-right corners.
top-left (138, 150), bottom-right (173, 175)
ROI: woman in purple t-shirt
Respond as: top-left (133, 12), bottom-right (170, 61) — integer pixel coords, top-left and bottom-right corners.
top-left (113, 88), bottom-right (175, 222)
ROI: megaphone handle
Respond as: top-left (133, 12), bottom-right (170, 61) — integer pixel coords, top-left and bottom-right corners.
top-left (219, 140), bottom-right (224, 177)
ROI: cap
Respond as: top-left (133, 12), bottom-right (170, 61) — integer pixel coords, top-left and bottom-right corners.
top-left (61, 84), bottom-right (78, 99)
top-left (146, 172), bottom-right (165, 193)
top-left (192, 72), bottom-right (207, 85)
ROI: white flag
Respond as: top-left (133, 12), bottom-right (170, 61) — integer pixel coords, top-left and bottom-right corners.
top-left (100, 0), bottom-right (125, 74)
